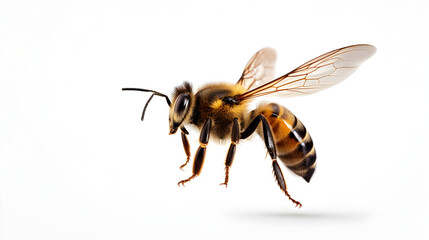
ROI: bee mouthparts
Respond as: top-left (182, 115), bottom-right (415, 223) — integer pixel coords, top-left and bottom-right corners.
top-left (169, 128), bottom-right (178, 135)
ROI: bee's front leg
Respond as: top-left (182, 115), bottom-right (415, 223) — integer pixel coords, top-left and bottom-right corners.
top-left (178, 119), bottom-right (212, 186)
top-left (179, 127), bottom-right (191, 170)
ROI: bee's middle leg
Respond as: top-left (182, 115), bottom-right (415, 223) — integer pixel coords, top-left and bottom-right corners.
top-left (220, 118), bottom-right (240, 187)
top-left (178, 118), bottom-right (212, 186)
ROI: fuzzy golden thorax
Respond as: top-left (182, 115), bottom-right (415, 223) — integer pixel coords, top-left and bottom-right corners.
top-left (190, 83), bottom-right (249, 140)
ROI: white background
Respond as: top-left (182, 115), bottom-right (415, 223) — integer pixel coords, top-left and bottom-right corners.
top-left (1, 0), bottom-right (428, 239)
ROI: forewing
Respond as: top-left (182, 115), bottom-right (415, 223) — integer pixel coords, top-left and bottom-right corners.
top-left (236, 47), bottom-right (277, 90)
top-left (236, 44), bottom-right (376, 101)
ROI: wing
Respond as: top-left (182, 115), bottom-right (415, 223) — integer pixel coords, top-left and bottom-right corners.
top-left (235, 44), bottom-right (376, 101)
top-left (236, 47), bottom-right (277, 90)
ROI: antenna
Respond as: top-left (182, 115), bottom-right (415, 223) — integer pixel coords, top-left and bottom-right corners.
top-left (122, 88), bottom-right (171, 121)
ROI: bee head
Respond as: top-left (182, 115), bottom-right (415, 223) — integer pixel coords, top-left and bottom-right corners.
top-left (169, 82), bottom-right (194, 135)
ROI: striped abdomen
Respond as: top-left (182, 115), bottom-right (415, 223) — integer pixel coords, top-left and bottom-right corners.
top-left (251, 103), bottom-right (316, 182)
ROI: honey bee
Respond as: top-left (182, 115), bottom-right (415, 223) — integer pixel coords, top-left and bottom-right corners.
top-left (123, 44), bottom-right (376, 207)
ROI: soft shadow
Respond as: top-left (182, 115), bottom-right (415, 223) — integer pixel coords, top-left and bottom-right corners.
top-left (229, 210), bottom-right (368, 221)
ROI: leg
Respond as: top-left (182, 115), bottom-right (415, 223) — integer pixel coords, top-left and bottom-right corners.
top-left (273, 160), bottom-right (302, 208)
top-left (241, 114), bottom-right (277, 159)
top-left (178, 119), bottom-right (212, 186)
top-left (179, 127), bottom-right (191, 170)
top-left (241, 114), bottom-right (302, 208)
top-left (220, 118), bottom-right (240, 187)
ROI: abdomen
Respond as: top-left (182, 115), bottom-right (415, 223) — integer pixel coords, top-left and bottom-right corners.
top-left (251, 103), bottom-right (316, 182)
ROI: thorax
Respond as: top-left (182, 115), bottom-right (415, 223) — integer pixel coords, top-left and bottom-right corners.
top-left (189, 83), bottom-right (248, 140)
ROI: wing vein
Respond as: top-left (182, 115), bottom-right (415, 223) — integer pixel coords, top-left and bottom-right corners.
top-left (235, 44), bottom-right (376, 101)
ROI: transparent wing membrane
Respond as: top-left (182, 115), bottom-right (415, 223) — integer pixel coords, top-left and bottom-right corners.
top-left (236, 47), bottom-right (277, 91)
top-left (236, 44), bottom-right (376, 101)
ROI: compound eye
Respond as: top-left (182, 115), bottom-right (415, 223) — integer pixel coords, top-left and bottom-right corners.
top-left (174, 93), bottom-right (190, 115)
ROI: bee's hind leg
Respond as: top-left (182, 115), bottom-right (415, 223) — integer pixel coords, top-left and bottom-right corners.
top-left (178, 119), bottom-right (212, 187)
top-left (241, 114), bottom-right (302, 208)
top-left (179, 127), bottom-right (191, 170)
top-left (220, 118), bottom-right (240, 187)
top-left (272, 160), bottom-right (302, 208)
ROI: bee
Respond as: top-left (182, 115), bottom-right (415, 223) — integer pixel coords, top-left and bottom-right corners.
top-left (123, 44), bottom-right (376, 207)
